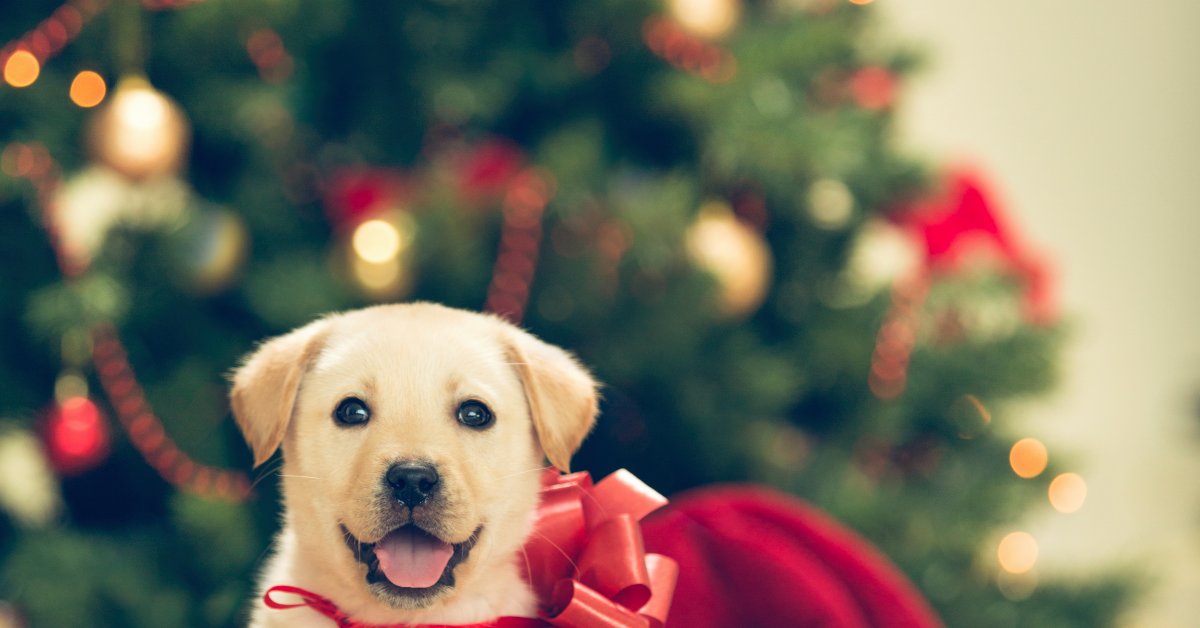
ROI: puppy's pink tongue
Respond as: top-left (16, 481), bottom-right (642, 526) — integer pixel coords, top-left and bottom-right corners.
top-left (373, 527), bottom-right (454, 588)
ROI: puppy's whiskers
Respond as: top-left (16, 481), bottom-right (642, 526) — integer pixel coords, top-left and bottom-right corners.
top-left (279, 474), bottom-right (324, 480)
top-left (526, 528), bottom-right (579, 573)
top-left (249, 458), bottom-right (287, 490)
top-left (497, 465), bottom-right (553, 480)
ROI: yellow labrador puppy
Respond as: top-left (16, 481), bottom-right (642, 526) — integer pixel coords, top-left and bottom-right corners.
top-left (231, 303), bottom-right (598, 627)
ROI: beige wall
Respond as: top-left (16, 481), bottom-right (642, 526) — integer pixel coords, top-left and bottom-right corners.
top-left (882, 1), bottom-right (1200, 626)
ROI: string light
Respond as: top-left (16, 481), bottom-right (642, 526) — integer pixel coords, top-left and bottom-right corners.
top-left (1009, 437), bottom-right (1048, 479)
top-left (996, 531), bottom-right (1038, 574)
top-left (666, 0), bottom-right (741, 39)
top-left (69, 70), bottom-right (106, 107)
top-left (807, 178), bottom-right (855, 229)
top-left (348, 213), bottom-right (415, 299)
top-left (352, 219), bottom-right (404, 263)
top-left (3, 50), bottom-right (41, 87)
top-left (1048, 472), bottom-right (1087, 513)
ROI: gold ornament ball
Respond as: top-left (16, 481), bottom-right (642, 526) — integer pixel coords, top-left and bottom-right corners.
top-left (686, 201), bottom-right (773, 317)
top-left (88, 77), bottom-right (190, 180)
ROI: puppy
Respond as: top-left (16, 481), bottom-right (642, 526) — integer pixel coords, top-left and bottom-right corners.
top-left (230, 303), bottom-right (598, 627)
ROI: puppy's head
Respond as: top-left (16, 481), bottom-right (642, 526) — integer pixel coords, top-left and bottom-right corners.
top-left (231, 303), bottom-right (597, 610)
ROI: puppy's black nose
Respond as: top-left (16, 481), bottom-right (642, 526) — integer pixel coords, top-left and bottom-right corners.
top-left (385, 462), bottom-right (439, 507)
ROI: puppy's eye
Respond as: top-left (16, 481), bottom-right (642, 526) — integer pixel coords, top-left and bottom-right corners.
top-left (456, 400), bottom-right (494, 429)
top-left (333, 397), bottom-right (370, 426)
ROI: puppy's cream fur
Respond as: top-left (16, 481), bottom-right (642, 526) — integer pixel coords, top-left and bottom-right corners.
top-left (231, 304), bottom-right (598, 627)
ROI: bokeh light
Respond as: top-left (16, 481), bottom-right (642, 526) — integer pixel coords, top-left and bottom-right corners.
top-left (4, 51), bottom-right (41, 88)
top-left (997, 531), bottom-right (1038, 574)
top-left (1009, 437), bottom-right (1048, 479)
top-left (69, 70), bottom-right (107, 107)
top-left (91, 78), bottom-right (190, 179)
top-left (352, 218), bottom-right (403, 263)
top-left (808, 178), bottom-right (854, 229)
top-left (667, 0), bottom-right (741, 39)
top-left (1048, 472), bottom-right (1087, 513)
top-left (685, 201), bottom-right (773, 317)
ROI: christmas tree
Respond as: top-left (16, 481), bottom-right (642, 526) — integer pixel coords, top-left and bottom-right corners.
top-left (0, 0), bottom-right (1134, 626)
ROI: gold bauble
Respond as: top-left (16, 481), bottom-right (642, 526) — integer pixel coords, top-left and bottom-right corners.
top-left (88, 76), bottom-right (190, 180)
top-left (686, 201), bottom-right (773, 317)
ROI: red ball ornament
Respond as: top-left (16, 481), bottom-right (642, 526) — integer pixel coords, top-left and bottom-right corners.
top-left (324, 167), bottom-right (412, 227)
top-left (457, 139), bottom-right (525, 203)
top-left (850, 66), bottom-right (897, 110)
top-left (42, 396), bottom-right (110, 476)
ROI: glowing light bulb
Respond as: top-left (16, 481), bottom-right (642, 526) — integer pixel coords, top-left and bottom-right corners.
top-left (997, 531), bottom-right (1038, 574)
top-left (4, 51), bottom-right (41, 87)
top-left (1009, 437), bottom-right (1048, 479)
top-left (808, 178), bottom-right (854, 229)
top-left (70, 71), bottom-right (107, 107)
top-left (667, 0), bottom-right (741, 39)
top-left (353, 219), bottom-right (403, 263)
top-left (1048, 472), bottom-right (1087, 513)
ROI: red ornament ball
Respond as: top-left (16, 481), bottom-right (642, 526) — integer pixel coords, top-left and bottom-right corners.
top-left (850, 66), bottom-right (897, 110)
top-left (43, 396), bottom-right (110, 476)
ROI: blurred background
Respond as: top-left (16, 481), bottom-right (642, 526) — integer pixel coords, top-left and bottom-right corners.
top-left (0, 0), bottom-right (1194, 626)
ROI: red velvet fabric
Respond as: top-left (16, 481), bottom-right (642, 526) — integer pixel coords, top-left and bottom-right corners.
top-left (641, 486), bottom-right (943, 628)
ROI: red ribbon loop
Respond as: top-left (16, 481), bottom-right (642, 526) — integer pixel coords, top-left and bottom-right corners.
top-left (264, 585), bottom-right (351, 624)
top-left (528, 468), bottom-right (677, 628)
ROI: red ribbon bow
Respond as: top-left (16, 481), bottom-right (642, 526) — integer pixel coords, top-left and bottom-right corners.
top-left (524, 468), bottom-right (677, 628)
top-left (264, 468), bottom-right (677, 628)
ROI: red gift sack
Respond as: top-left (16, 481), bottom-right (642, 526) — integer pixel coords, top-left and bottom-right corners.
top-left (642, 485), bottom-right (943, 628)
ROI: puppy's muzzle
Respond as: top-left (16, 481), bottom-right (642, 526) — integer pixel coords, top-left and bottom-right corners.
top-left (385, 461), bottom-right (440, 507)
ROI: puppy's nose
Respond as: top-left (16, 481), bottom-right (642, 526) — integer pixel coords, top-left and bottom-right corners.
top-left (385, 462), bottom-right (440, 507)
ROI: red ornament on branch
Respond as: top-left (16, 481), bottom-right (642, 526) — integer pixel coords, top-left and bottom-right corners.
top-left (324, 167), bottom-right (413, 228)
top-left (42, 396), bottom-right (110, 476)
top-left (890, 168), bottom-right (1055, 324)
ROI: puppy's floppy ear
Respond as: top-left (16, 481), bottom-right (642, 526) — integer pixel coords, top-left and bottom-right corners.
top-left (230, 318), bottom-right (331, 467)
top-left (503, 326), bottom-right (599, 472)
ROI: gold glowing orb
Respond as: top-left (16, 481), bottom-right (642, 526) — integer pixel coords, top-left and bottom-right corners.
top-left (88, 77), bottom-right (190, 180)
top-left (997, 531), bottom-right (1038, 574)
top-left (1048, 472), bottom-right (1087, 513)
top-left (346, 212), bottom-right (416, 300)
top-left (667, 0), bottom-right (741, 39)
top-left (70, 71), bottom-right (107, 108)
top-left (4, 50), bottom-right (40, 88)
top-left (1009, 437), bottom-right (1048, 479)
top-left (686, 201), bottom-right (773, 317)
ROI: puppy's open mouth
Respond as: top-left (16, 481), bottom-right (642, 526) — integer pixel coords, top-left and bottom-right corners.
top-left (342, 524), bottom-right (481, 600)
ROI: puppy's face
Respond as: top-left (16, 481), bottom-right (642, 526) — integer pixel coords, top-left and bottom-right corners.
top-left (231, 304), bottom-right (597, 611)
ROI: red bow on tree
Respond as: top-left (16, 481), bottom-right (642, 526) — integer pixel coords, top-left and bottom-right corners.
top-left (264, 468), bottom-right (677, 628)
top-left (891, 168), bottom-right (1055, 324)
